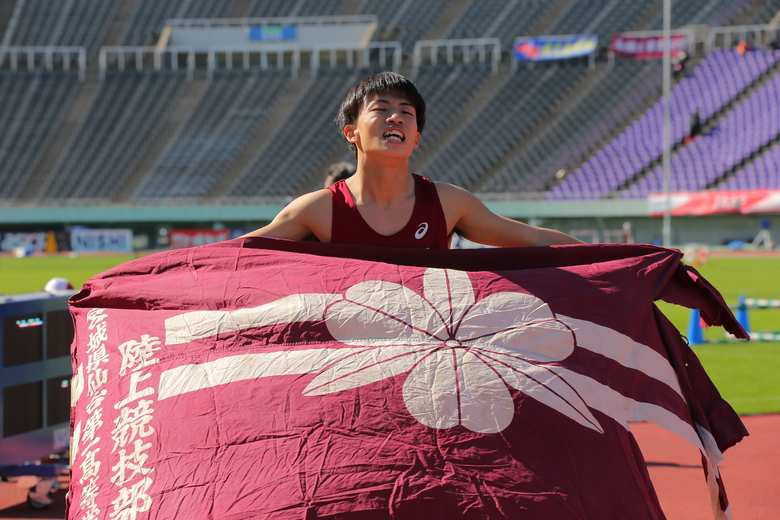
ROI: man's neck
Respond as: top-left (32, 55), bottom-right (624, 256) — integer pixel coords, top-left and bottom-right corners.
top-left (348, 158), bottom-right (414, 208)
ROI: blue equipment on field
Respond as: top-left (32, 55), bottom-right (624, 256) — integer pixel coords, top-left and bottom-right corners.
top-left (687, 295), bottom-right (780, 344)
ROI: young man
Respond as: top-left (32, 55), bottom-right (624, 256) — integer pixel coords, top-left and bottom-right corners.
top-left (242, 72), bottom-right (583, 248)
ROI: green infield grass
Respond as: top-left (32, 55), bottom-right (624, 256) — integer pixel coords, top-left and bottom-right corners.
top-left (2, 251), bottom-right (779, 415)
top-left (0, 253), bottom-right (144, 295)
top-left (656, 255), bottom-right (780, 416)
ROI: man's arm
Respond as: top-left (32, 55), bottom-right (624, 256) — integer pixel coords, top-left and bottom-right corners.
top-left (436, 183), bottom-right (585, 247)
top-left (240, 190), bottom-right (332, 241)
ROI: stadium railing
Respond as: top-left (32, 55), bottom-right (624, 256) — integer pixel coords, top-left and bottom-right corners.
top-left (311, 42), bottom-right (402, 75)
top-left (206, 44), bottom-right (300, 78)
top-left (98, 46), bottom-right (195, 80)
top-left (0, 46), bottom-right (86, 81)
top-left (707, 23), bottom-right (780, 51)
top-left (412, 38), bottom-right (501, 75)
top-left (204, 42), bottom-right (402, 78)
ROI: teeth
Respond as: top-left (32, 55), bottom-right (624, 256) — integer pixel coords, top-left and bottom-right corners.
top-left (384, 131), bottom-right (404, 142)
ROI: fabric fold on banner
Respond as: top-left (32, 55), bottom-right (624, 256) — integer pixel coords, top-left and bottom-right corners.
top-left (68, 239), bottom-right (747, 520)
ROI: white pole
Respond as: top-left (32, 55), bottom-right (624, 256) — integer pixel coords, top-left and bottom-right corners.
top-left (662, 0), bottom-right (672, 247)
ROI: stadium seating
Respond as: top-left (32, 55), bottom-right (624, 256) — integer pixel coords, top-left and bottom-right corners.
top-left (39, 72), bottom-right (188, 202)
top-left (247, 0), bottom-right (346, 18)
top-left (482, 60), bottom-right (661, 195)
top-left (225, 67), bottom-right (365, 201)
top-left (0, 73), bottom-right (79, 201)
top-left (630, 68), bottom-right (780, 195)
top-left (421, 63), bottom-right (588, 188)
top-left (745, 0), bottom-right (780, 26)
top-left (446, 0), bottom-right (546, 50)
top-left (5, 0), bottom-right (117, 58)
top-left (646, 0), bottom-right (745, 29)
top-left (131, 70), bottom-right (292, 202)
top-left (721, 140), bottom-right (780, 190)
top-left (360, 0), bottom-right (451, 52)
top-left (546, 0), bottom-right (648, 47)
top-left (413, 63), bottom-right (494, 155)
top-left (1, 0), bottom-right (779, 209)
top-left (120, 0), bottom-right (239, 46)
top-left (547, 48), bottom-right (780, 200)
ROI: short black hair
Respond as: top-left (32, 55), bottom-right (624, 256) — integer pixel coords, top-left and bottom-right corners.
top-left (335, 71), bottom-right (426, 156)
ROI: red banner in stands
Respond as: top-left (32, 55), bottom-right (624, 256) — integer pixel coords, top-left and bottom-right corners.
top-left (610, 33), bottom-right (688, 59)
top-left (649, 189), bottom-right (780, 216)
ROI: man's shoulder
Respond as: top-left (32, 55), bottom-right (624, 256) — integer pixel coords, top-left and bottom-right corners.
top-left (277, 189), bottom-right (332, 222)
top-left (291, 189), bottom-right (332, 208)
top-left (433, 181), bottom-right (477, 202)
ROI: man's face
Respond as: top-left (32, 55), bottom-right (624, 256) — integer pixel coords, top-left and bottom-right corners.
top-left (345, 91), bottom-right (421, 158)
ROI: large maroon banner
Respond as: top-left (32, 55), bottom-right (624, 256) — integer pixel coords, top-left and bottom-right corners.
top-left (67, 239), bottom-right (747, 520)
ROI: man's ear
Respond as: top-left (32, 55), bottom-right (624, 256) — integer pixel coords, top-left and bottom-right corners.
top-left (343, 124), bottom-right (358, 143)
top-left (412, 131), bottom-right (421, 149)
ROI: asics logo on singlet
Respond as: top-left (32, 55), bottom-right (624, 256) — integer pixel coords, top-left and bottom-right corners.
top-left (415, 222), bottom-right (429, 239)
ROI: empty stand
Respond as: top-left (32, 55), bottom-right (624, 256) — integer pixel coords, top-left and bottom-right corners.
top-left (548, 48), bottom-right (780, 200)
top-left (359, 0), bottom-right (451, 52)
top-left (245, 0), bottom-right (347, 18)
top-left (446, 0), bottom-right (547, 49)
top-left (413, 63), bottom-right (494, 157)
top-left (482, 60), bottom-right (660, 195)
top-left (421, 61), bottom-right (588, 189)
top-left (120, 0), bottom-right (238, 46)
top-left (1, 1), bottom-right (779, 210)
top-left (646, 0), bottom-right (741, 30)
top-left (743, 0), bottom-right (780, 26)
top-left (39, 71), bottom-right (188, 202)
top-left (546, 0), bottom-right (647, 46)
top-left (225, 67), bottom-right (365, 200)
top-left (720, 140), bottom-right (780, 190)
top-left (0, 72), bottom-right (79, 201)
top-left (131, 70), bottom-right (292, 201)
top-left (631, 68), bottom-right (780, 195)
top-left (6, 0), bottom-right (119, 56)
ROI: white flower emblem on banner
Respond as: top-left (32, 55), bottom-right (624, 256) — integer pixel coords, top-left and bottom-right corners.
top-left (163, 267), bottom-right (682, 435)
top-left (307, 268), bottom-right (602, 434)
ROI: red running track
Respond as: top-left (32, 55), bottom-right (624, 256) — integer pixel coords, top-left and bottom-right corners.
top-left (631, 413), bottom-right (780, 520)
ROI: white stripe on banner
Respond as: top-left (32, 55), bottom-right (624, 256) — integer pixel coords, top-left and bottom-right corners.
top-left (164, 293), bottom-right (343, 345)
top-left (158, 348), bottom-right (361, 400)
top-left (559, 316), bottom-right (682, 393)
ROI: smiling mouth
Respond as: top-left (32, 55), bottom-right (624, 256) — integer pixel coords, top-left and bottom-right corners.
top-left (383, 130), bottom-right (405, 142)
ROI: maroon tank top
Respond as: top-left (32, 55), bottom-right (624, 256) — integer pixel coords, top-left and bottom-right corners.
top-left (328, 173), bottom-right (449, 249)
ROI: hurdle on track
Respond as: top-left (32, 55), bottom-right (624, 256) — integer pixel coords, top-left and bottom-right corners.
top-left (687, 296), bottom-right (780, 345)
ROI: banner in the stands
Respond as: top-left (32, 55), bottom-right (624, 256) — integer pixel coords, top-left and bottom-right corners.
top-left (649, 189), bottom-right (780, 216)
top-left (70, 229), bottom-right (133, 253)
top-left (610, 32), bottom-right (688, 59)
top-left (513, 34), bottom-right (597, 61)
